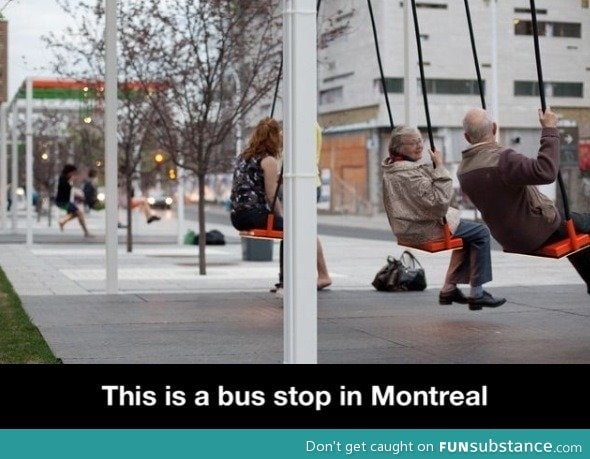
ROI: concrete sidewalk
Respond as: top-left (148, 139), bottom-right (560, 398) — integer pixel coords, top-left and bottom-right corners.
top-left (0, 206), bottom-right (588, 363)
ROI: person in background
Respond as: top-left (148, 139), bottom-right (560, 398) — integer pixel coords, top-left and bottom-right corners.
top-left (55, 164), bottom-right (93, 237)
top-left (83, 168), bottom-right (102, 212)
top-left (315, 122), bottom-right (332, 291)
top-left (117, 169), bottom-right (161, 225)
top-left (458, 106), bottom-right (590, 295)
top-left (382, 126), bottom-right (505, 310)
top-left (6, 184), bottom-right (11, 211)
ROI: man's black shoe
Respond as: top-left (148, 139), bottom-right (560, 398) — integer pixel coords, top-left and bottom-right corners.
top-left (439, 287), bottom-right (468, 305)
top-left (468, 291), bottom-right (506, 311)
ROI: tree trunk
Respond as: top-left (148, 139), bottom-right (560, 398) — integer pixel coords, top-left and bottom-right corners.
top-left (126, 194), bottom-right (133, 253)
top-left (197, 172), bottom-right (207, 275)
top-left (125, 160), bottom-right (134, 252)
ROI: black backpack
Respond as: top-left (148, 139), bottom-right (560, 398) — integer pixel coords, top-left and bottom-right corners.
top-left (195, 229), bottom-right (226, 245)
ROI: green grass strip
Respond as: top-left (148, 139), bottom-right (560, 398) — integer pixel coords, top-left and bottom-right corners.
top-left (0, 267), bottom-right (61, 364)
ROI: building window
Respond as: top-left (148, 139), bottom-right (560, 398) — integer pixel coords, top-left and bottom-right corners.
top-left (514, 20), bottom-right (581, 38)
top-left (514, 7), bottom-right (547, 14)
top-left (319, 25), bottom-right (349, 49)
top-left (319, 9), bottom-right (354, 50)
top-left (334, 11), bottom-right (354, 23)
top-left (514, 81), bottom-right (583, 98)
top-left (399, 1), bottom-right (447, 8)
top-left (319, 87), bottom-right (343, 105)
top-left (324, 72), bottom-right (354, 84)
top-left (374, 78), bottom-right (404, 94)
top-left (416, 2), bottom-right (447, 9)
top-left (421, 79), bottom-right (485, 95)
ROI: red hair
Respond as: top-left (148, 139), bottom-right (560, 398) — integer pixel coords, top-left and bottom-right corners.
top-left (241, 117), bottom-right (281, 160)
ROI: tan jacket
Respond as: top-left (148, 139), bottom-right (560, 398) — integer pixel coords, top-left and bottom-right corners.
top-left (382, 157), bottom-right (461, 244)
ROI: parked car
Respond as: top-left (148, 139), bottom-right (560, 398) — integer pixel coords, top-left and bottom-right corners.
top-left (147, 193), bottom-right (174, 209)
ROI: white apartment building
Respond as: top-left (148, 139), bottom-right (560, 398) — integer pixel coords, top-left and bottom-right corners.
top-left (309, 0), bottom-right (590, 213)
top-left (247, 1), bottom-right (589, 213)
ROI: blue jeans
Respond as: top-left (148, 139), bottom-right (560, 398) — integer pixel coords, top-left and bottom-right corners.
top-left (445, 219), bottom-right (493, 287)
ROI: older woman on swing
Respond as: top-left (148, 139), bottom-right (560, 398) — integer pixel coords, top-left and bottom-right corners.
top-left (381, 125), bottom-right (504, 310)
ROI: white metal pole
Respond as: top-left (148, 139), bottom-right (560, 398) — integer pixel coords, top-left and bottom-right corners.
top-left (403, 0), bottom-right (417, 127)
top-left (0, 102), bottom-right (7, 230)
top-left (176, 160), bottom-right (185, 246)
top-left (25, 77), bottom-right (33, 247)
top-left (236, 121), bottom-right (243, 157)
top-left (11, 102), bottom-right (18, 230)
top-left (105, 0), bottom-right (118, 293)
top-left (490, 0), bottom-right (499, 137)
top-left (283, 0), bottom-right (317, 364)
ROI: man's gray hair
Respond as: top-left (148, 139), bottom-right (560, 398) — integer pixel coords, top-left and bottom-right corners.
top-left (463, 108), bottom-right (494, 143)
top-left (388, 125), bottom-right (420, 157)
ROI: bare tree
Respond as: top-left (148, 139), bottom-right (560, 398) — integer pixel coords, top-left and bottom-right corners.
top-left (127, 0), bottom-right (282, 274)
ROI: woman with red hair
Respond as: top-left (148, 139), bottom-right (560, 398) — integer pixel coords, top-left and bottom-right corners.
top-left (230, 117), bottom-right (284, 294)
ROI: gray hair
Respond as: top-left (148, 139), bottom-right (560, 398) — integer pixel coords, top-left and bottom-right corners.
top-left (463, 108), bottom-right (494, 143)
top-left (388, 125), bottom-right (420, 157)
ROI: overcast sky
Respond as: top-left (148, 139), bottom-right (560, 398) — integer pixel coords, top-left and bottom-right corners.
top-left (4, 0), bottom-right (73, 97)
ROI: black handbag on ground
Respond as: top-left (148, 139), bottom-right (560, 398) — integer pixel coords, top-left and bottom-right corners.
top-left (194, 229), bottom-right (226, 245)
top-left (371, 250), bottom-right (427, 292)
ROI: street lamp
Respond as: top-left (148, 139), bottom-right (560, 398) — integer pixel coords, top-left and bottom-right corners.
top-left (154, 151), bottom-right (165, 193)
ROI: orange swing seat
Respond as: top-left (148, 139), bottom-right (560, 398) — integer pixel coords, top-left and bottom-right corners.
top-left (517, 219), bottom-right (590, 259)
top-left (397, 223), bottom-right (463, 253)
top-left (239, 214), bottom-right (283, 240)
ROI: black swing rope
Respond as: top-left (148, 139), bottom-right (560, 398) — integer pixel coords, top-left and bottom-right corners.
top-left (267, 49), bottom-right (284, 228)
top-left (529, 0), bottom-right (571, 221)
top-left (410, 0), bottom-right (435, 154)
top-left (367, 0), bottom-right (394, 130)
top-left (463, 0), bottom-right (486, 110)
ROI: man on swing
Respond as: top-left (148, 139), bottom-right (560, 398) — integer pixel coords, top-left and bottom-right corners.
top-left (458, 107), bottom-right (590, 296)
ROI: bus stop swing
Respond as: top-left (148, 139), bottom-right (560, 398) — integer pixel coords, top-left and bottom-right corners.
top-left (369, 0), bottom-right (462, 252)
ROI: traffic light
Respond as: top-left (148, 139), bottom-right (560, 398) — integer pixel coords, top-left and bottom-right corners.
top-left (168, 167), bottom-right (177, 180)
